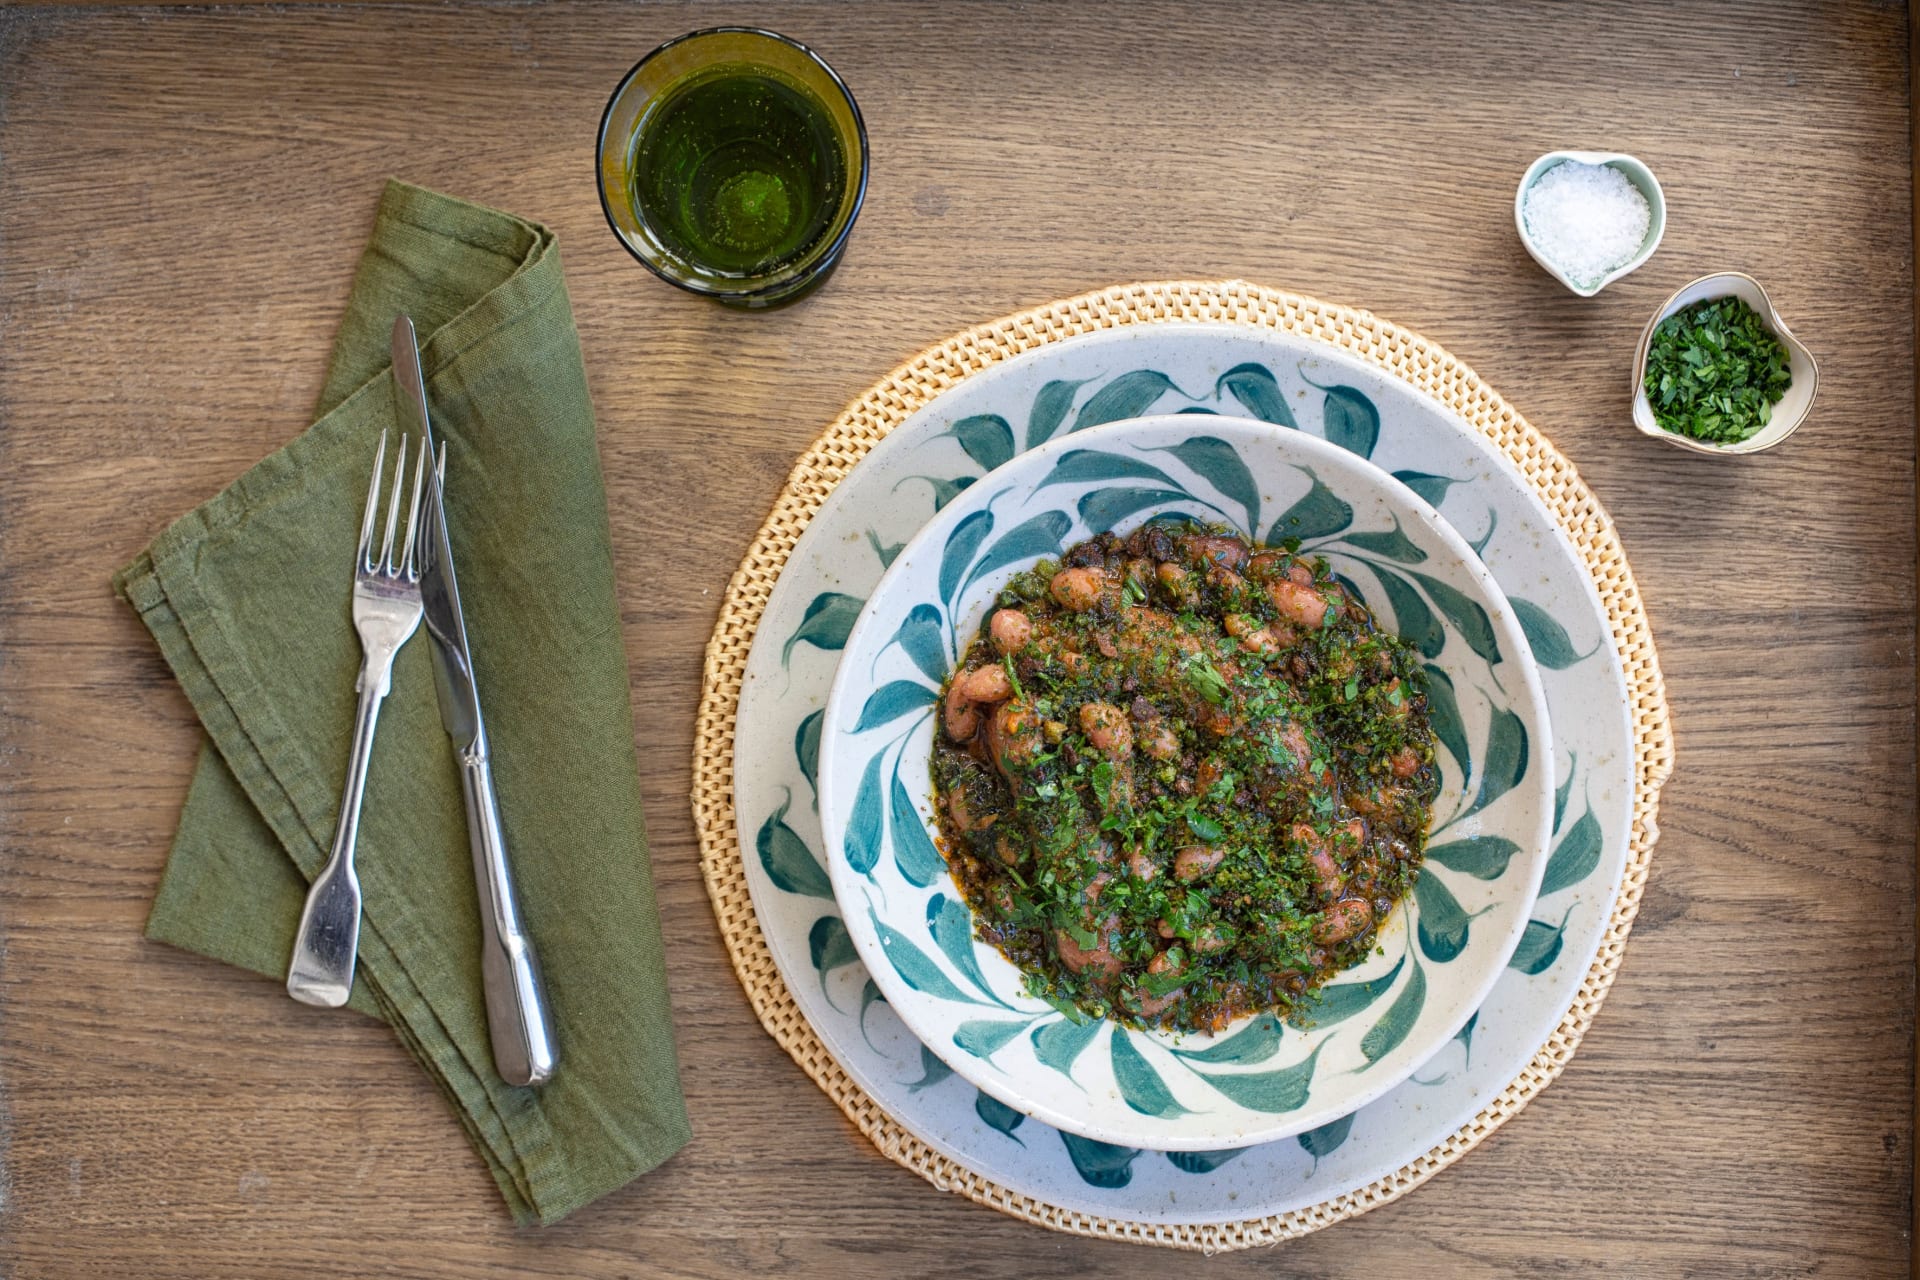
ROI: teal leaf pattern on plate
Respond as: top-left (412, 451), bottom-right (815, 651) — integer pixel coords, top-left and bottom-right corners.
top-left (1070, 369), bottom-right (1181, 432)
top-left (889, 767), bottom-right (946, 887)
top-left (1034, 448), bottom-right (1180, 491)
top-left (1364, 562), bottom-right (1445, 659)
top-left (808, 914), bottom-right (860, 1007)
top-left (1422, 664), bottom-right (1471, 789)
top-left (943, 413), bottom-right (1015, 472)
top-left (843, 753), bottom-right (887, 875)
top-left (1455, 1009), bottom-right (1479, 1065)
top-left (1166, 1148), bottom-right (1247, 1174)
top-left (904, 1042), bottom-right (954, 1092)
top-left (1111, 1031), bottom-right (1192, 1118)
top-left (1415, 870), bottom-right (1482, 963)
top-left (938, 508), bottom-right (994, 611)
top-left (1359, 951), bottom-right (1427, 1063)
top-left (1058, 1132), bottom-right (1141, 1188)
top-left (1553, 754), bottom-right (1578, 831)
top-left (1509, 905), bottom-right (1576, 974)
top-left (1170, 1011), bottom-right (1283, 1065)
top-left (852, 680), bottom-right (937, 733)
top-left (955, 1018), bottom-right (1030, 1060)
top-left (1027, 378), bottom-right (1090, 448)
top-left (794, 710), bottom-right (823, 807)
top-left (1194, 1041), bottom-right (1324, 1113)
top-left (870, 907), bottom-right (995, 1006)
top-left (974, 1090), bottom-right (1027, 1143)
top-left (1470, 704), bottom-right (1529, 816)
top-left (1511, 597), bottom-right (1597, 670)
top-left (1406, 568), bottom-right (1502, 665)
top-left (1467, 508), bottom-right (1499, 558)
top-left (1293, 953), bottom-right (1405, 1030)
top-left (1425, 835), bottom-right (1521, 880)
top-left (1145, 436), bottom-right (1262, 533)
top-left (899, 473), bottom-right (976, 512)
top-left (1214, 361), bottom-right (1297, 426)
top-left (957, 509), bottom-right (1073, 598)
top-left (1391, 469), bottom-right (1463, 507)
top-left (782, 591), bottom-right (865, 667)
top-left (1296, 1113), bottom-right (1354, 1170)
top-left (857, 978), bottom-right (886, 1052)
top-left (756, 788), bottom-right (832, 899)
top-left (881, 603), bottom-right (948, 684)
top-left (1175, 406), bottom-right (1218, 414)
top-left (927, 892), bottom-right (1009, 1006)
top-left (1032, 1015), bottom-right (1103, 1078)
top-left (1342, 514), bottom-right (1427, 563)
top-left (1265, 467), bottom-right (1353, 543)
top-left (1310, 379), bottom-right (1381, 459)
top-left (1540, 801), bottom-right (1601, 896)
top-left (865, 528), bottom-right (902, 568)
top-left (1078, 486), bottom-right (1214, 533)
top-left (818, 390), bottom-right (1568, 1143)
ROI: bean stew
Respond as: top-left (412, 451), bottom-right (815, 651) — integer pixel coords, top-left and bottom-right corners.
top-left (931, 521), bottom-right (1440, 1035)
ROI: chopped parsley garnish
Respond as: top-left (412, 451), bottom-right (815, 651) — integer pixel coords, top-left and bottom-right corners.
top-left (1644, 295), bottom-right (1792, 444)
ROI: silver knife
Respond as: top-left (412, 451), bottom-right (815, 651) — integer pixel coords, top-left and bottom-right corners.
top-left (390, 314), bottom-right (559, 1088)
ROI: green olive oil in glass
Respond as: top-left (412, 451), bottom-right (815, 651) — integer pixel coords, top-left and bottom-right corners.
top-left (632, 66), bottom-right (847, 278)
top-left (597, 29), bottom-right (868, 307)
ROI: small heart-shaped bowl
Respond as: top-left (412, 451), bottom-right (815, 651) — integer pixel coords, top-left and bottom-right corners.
top-left (1631, 272), bottom-right (1820, 456)
top-left (1514, 150), bottom-right (1665, 297)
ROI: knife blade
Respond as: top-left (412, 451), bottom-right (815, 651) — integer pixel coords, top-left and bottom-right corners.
top-left (391, 314), bottom-right (559, 1089)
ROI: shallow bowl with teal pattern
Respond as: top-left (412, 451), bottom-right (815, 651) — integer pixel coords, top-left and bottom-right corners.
top-left (817, 414), bottom-right (1553, 1151)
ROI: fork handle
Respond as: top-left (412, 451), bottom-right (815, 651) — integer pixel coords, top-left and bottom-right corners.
top-left (287, 660), bottom-right (390, 1007)
top-left (457, 735), bottom-right (559, 1087)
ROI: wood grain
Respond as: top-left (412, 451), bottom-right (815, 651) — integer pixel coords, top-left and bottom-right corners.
top-left (0, 2), bottom-right (1912, 1275)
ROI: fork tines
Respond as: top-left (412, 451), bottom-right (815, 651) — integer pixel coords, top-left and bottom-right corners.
top-left (358, 431), bottom-right (429, 581)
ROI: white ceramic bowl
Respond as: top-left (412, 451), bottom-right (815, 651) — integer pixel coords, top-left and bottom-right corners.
top-left (1515, 150), bottom-right (1666, 297)
top-left (1630, 271), bottom-right (1819, 455)
top-left (817, 415), bottom-right (1554, 1151)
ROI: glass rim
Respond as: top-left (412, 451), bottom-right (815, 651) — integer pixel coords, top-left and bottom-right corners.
top-left (594, 26), bottom-right (870, 303)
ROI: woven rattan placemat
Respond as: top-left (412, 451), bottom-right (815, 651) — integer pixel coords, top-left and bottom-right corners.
top-left (692, 280), bottom-right (1674, 1251)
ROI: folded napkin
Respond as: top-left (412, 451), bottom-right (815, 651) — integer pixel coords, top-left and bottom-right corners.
top-left (114, 180), bottom-right (690, 1224)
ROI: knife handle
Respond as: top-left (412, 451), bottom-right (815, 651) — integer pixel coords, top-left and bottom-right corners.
top-left (457, 738), bottom-right (559, 1088)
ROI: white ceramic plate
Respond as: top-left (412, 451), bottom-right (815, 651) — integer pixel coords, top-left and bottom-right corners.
top-left (732, 321), bottom-right (1632, 1220)
top-left (817, 416), bottom-right (1553, 1150)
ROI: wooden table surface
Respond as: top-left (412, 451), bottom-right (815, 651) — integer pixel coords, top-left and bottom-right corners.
top-left (2, 2), bottom-right (1914, 1275)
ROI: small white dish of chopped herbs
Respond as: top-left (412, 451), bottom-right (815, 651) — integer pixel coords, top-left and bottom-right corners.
top-left (1632, 271), bottom-right (1819, 455)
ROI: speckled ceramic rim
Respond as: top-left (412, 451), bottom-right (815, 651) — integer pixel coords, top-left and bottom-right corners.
top-left (692, 280), bottom-right (1674, 1251)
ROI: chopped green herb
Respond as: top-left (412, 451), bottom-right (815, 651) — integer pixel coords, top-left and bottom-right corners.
top-left (1644, 295), bottom-right (1792, 444)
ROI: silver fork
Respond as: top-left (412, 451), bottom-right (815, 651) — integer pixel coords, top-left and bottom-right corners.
top-left (287, 431), bottom-right (429, 1008)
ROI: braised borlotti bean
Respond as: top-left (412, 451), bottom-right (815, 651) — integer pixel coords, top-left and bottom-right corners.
top-left (930, 521), bottom-right (1439, 1034)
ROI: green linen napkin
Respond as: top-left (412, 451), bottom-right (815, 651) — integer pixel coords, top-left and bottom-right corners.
top-left (113, 180), bottom-right (691, 1224)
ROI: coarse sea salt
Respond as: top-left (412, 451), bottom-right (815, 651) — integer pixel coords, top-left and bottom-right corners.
top-left (1522, 160), bottom-right (1651, 288)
